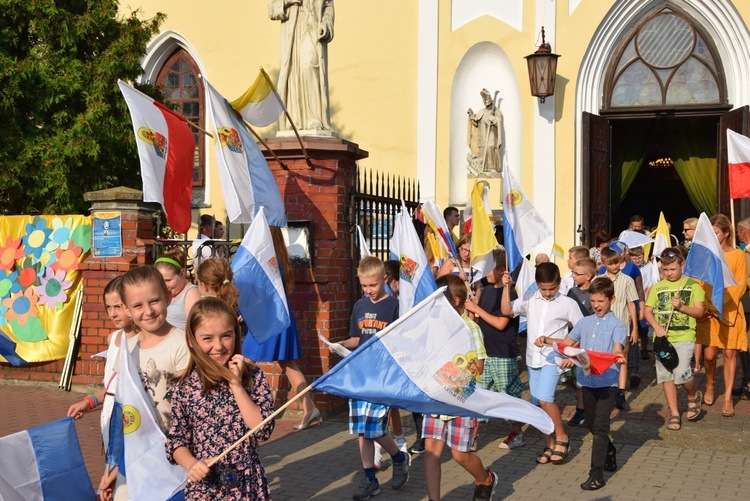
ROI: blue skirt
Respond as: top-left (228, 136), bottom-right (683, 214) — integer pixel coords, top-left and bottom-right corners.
top-left (242, 309), bottom-right (302, 362)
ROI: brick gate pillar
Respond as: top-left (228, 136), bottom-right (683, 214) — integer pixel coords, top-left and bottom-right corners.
top-left (261, 137), bottom-right (368, 415)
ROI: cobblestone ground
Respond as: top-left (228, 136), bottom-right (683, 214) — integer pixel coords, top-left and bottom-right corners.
top-left (2, 350), bottom-right (749, 500)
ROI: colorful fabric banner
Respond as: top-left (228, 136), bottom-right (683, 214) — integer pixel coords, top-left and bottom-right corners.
top-left (203, 76), bottom-right (287, 227)
top-left (118, 80), bottom-right (194, 234)
top-left (419, 201), bottom-right (458, 257)
top-left (683, 212), bottom-right (738, 317)
top-left (0, 417), bottom-right (96, 501)
top-left (553, 343), bottom-right (620, 376)
top-left (0, 330), bottom-right (27, 366)
top-left (313, 288), bottom-right (554, 434)
top-left (0, 215), bottom-right (90, 364)
top-left (502, 159), bottom-right (552, 273)
top-left (232, 207), bottom-right (290, 345)
top-left (115, 331), bottom-right (187, 500)
top-left (469, 180), bottom-right (497, 283)
top-left (727, 129), bottom-right (750, 199)
top-left (229, 68), bottom-right (286, 128)
top-left (389, 201), bottom-right (437, 313)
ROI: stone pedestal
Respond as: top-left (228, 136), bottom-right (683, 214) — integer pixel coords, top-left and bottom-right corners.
top-left (260, 136), bottom-right (368, 414)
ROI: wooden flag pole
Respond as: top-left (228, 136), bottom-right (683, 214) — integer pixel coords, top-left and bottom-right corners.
top-left (242, 119), bottom-right (288, 170)
top-left (283, 110), bottom-right (313, 168)
top-left (731, 198), bottom-right (737, 239)
top-left (206, 385), bottom-right (315, 467)
top-left (186, 119), bottom-right (214, 138)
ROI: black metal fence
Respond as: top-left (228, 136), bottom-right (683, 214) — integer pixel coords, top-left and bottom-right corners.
top-left (351, 167), bottom-right (420, 302)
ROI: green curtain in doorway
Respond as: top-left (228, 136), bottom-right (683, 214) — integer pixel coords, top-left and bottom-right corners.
top-left (611, 121), bottom-right (650, 210)
top-left (667, 119), bottom-right (717, 216)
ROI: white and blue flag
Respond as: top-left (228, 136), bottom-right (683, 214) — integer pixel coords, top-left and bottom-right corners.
top-left (115, 332), bottom-right (187, 501)
top-left (389, 201), bottom-right (437, 314)
top-left (313, 288), bottom-right (554, 434)
top-left (683, 212), bottom-right (738, 317)
top-left (232, 207), bottom-right (290, 345)
top-left (0, 417), bottom-right (95, 501)
top-left (502, 158), bottom-right (552, 273)
top-left (203, 76), bottom-right (286, 227)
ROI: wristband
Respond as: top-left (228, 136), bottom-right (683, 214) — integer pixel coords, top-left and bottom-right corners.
top-left (84, 395), bottom-right (95, 410)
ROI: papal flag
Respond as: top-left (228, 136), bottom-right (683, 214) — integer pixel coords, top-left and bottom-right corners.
top-left (114, 332), bottom-right (187, 501)
top-left (312, 288), bottom-right (554, 434)
top-left (118, 80), bottom-right (194, 234)
top-left (230, 68), bottom-right (286, 128)
top-left (203, 76), bottom-right (287, 227)
top-left (469, 180), bottom-right (497, 283)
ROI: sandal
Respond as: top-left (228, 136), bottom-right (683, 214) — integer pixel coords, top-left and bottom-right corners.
top-left (686, 390), bottom-right (702, 421)
top-left (580, 474), bottom-right (606, 491)
top-left (722, 401), bottom-right (735, 418)
top-left (550, 440), bottom-right (570, 464)
top-left (667, 415), bottom-right (681, 431)
top-left (535, 447), bottom-right (553, 464)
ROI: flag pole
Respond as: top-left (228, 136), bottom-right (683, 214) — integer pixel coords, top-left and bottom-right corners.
top-left (242, 119), bottom-right (288, 170)
top-left (283, 110), bottom-right (313, 168)
top-left (185, 119), bottom-right (214, 139)
top-left (730, 198), bottom-right (737, 238)
top-left (206, 385), bottom-right (314, 467)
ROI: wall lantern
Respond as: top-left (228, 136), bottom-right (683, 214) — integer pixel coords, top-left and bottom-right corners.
top-left (524, 27), bottom-right (560, 103)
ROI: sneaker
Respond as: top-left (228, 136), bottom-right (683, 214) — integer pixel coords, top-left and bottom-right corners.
top-left (391, 453), bottom-right (410, 490)
top-left (396, 436), bottom-right (408, 454)
top-left (568, 408), bottom-right (586, 427)
top-left (352, 478), bottom-right (380, 500)
top-left (373, 442), bottom-right (383, 470)
top-left (614, 390), bottom-right (627, 410)
top-left (472, 470), bottom-right (498, 501)
top-left (409, 438), bottom-right (425, 454)
top-left (499, 431), bottom-right (525, 449)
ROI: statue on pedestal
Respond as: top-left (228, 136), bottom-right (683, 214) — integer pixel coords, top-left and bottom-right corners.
top-left (467, 88), bottom-right (502, 176)
top-left (269, 0), bottom-right (335, 135)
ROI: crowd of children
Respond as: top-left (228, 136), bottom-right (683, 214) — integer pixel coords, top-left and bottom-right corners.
top-left (63, 208), bottom-right (750, 501)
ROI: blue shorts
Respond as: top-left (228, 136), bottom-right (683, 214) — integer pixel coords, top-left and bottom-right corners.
top-left (528, 365), bottom-right (560, 405)
top-left (349, 399), bottom-right (389, 439)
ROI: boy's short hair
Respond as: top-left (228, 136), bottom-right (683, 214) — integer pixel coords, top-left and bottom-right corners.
top-left (600, 247), bottom-right (621, 264)
top-left (627, 246), bottom-right (644, 257)
top-left (568, 246), bottom-right (589, 260)
top-left (659, 247), bottom-right (685, 265)
top-left (436, 274), bottom-right (468, 308)
top-left (384, 260), bottom-right (400, 282)
top-left (535, 262), bottom-right (561, 284)
top-left (590, 276), bottom-right (615, 298)
top-left (492, 247), bottom-right (507, 271)
top-left (573, 258), bottom-right (597, 277)
top-left (358, 256), bottom-right (385, 278)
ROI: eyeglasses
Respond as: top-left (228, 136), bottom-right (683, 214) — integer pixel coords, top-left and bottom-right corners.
top-left (459, 247), bottom-right (470, 253)
top-left (571, 271), bottom-right (587, 277)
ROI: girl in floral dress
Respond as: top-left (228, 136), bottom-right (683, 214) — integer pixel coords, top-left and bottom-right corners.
top-left (166, 297), bottom-right (275, 500)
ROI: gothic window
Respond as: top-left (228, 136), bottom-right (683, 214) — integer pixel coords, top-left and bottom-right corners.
top-left (156, 50), bottom-right (205, 186)
top-left (603, 7), bottom-right (726, 110)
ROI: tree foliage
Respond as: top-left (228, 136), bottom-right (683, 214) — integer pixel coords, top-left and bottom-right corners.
top-left (0, 0), bottom-right (165, 214)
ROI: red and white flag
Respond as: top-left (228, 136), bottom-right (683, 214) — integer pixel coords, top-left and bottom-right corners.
top-left (727, 129), bottom-right (750, 199)
top-left (553, 343), bottom-right (620, 376)
top-left (118, 80), bottom-right (194, 233)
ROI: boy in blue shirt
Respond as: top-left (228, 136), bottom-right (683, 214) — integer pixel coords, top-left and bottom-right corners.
top-left (536, 277), bottom-right (626, 491)
top-left (340, 256), bottom-right (410, 500)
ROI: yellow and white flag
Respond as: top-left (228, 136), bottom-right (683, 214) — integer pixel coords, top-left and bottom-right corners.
top-left (230, 68), bottom-right (286, 127)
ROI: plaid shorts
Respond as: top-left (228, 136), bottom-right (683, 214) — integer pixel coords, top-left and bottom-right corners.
top-left (482, 357), bottom-right (523, 398)
top-left (349, 399), bottom-right (389, 439)
top-left (422, 415), bottom-right (478, 452)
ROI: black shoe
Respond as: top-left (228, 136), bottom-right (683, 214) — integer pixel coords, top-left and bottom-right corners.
top-left (604, 446), bottom-right (617, 472)
top-left (640, 349), bottom-right (650, 360)
top-left (629, 374), bottom-right (642, 389)
top-left (568, 408), bottom-right (586, 427)
top-left (580, 474), bottom-right (605, 491)
top-left (409, 438), bottom-right (425, 455)
top-left (472, 470), bottom-right (498, 501)
top-left (614, 390), bottom-right (627, 410)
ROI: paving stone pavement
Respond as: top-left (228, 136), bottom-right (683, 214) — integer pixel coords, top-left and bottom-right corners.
top-left (2, 350), bottom-right (749, 500)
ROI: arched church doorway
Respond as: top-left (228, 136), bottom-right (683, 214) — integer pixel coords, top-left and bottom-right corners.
top-left (580, 5), bottom-right (750, 245)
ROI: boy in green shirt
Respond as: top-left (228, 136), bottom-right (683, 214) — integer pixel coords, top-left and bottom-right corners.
top-left (644, 248), bottom-right (705, 431)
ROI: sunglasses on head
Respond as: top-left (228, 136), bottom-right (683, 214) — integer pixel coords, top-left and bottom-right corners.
top-left (661, 250), bottom-right (679, 258)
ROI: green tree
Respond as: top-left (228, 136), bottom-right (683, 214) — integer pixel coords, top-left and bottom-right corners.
top-left (0, 1), bottom-right (165, 214)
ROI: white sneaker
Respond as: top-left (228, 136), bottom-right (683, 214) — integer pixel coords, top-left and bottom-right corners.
top-left (396, 437), bottom-right (408, 454)
top-left (374, 442), bottom-right (383, 470)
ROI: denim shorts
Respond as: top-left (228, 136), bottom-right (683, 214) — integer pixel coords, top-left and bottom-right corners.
top-left (528, 364), bottom-right (560, 405)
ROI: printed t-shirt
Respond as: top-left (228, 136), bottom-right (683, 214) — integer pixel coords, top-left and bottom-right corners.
top-left (646, 278), bottom-right (705, 343)
top-left (349, 295), bottom-right (399, 347)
